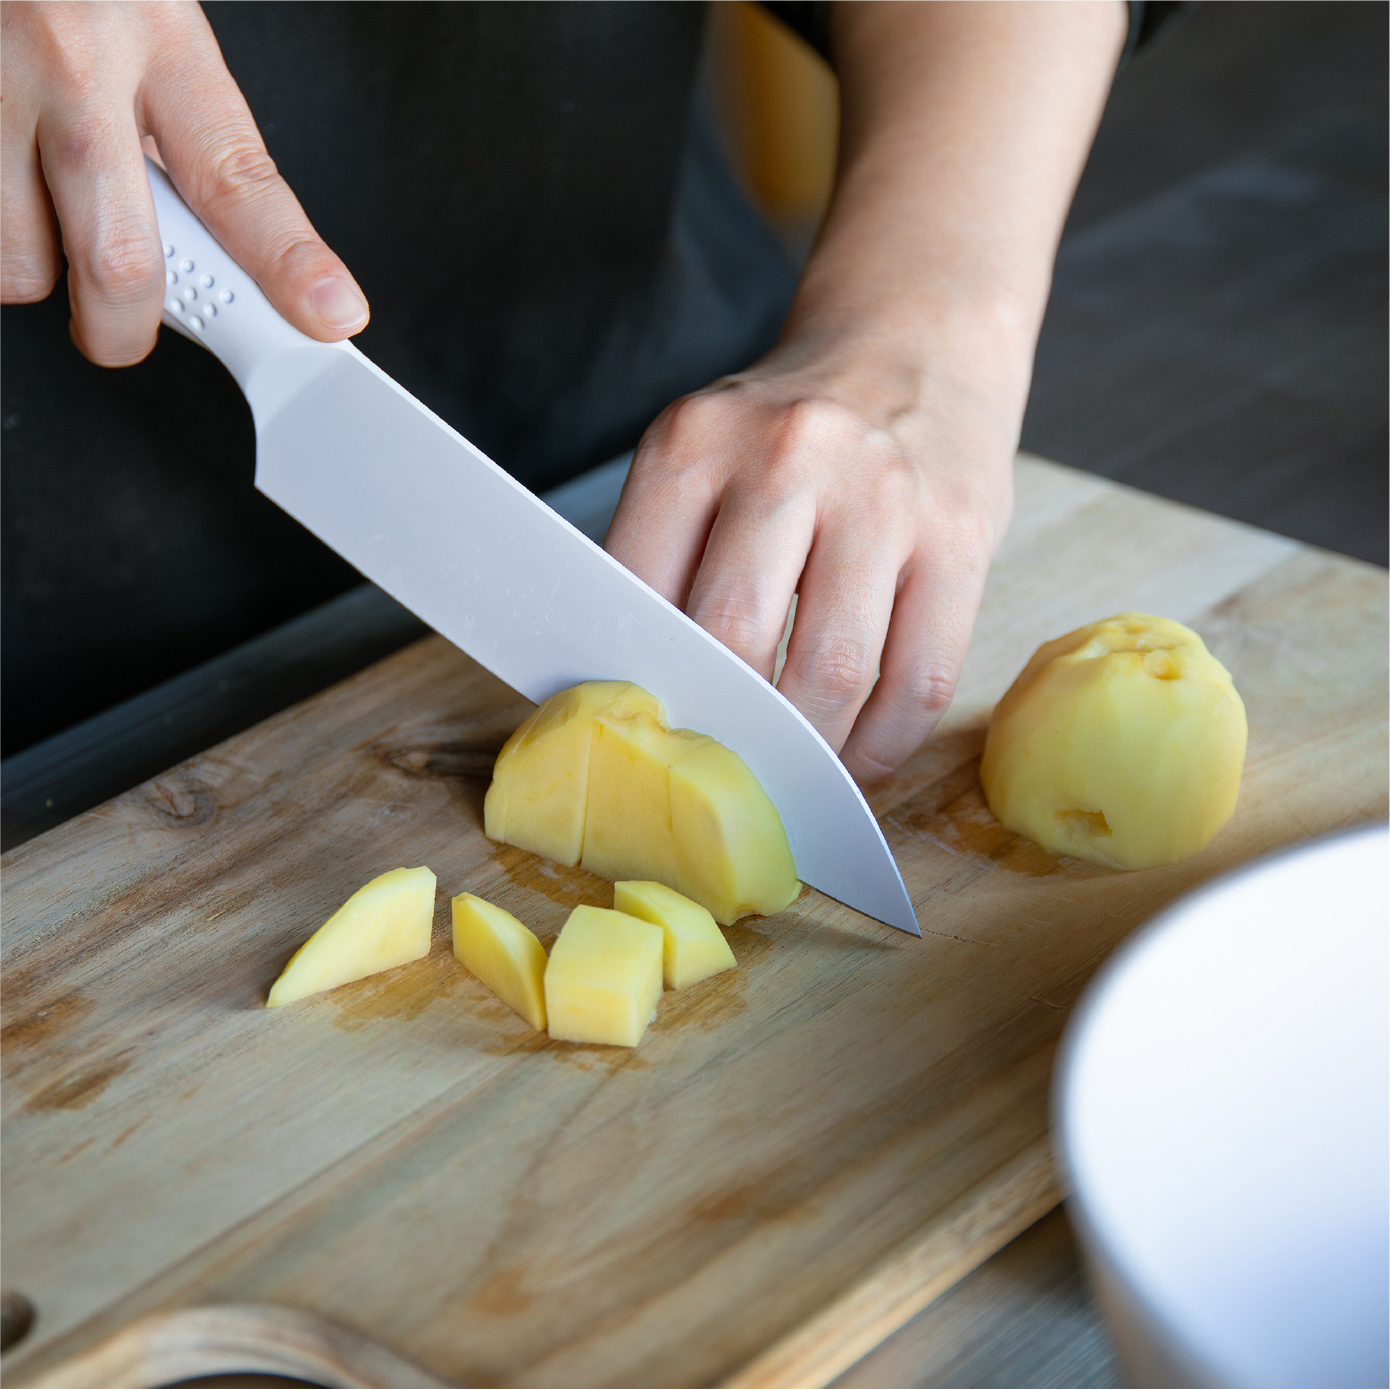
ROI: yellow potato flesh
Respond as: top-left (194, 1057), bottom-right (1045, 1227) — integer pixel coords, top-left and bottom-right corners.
top-left (267, 866), bottom-right (436, 1006)
top-left (980, 614), bottom-right (1247, 869)
top-left (582, 706), bottom-right (710, 886)
top-left (451, 892), bottom-right (547, 1031)
top-left (614, 880), bottom-right (736, 990)
top-left (486, 680), bottom-right (800, 924)
top-left (483, 681), bottom-right (647, 866)
top-left (543, 905), bottom-right (664, 1047)
top-left (670, 739), bottom-right (801, 924)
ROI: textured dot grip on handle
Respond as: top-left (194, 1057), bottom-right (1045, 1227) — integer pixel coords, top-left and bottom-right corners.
top-left (144, 156), bottom-right (320, 392)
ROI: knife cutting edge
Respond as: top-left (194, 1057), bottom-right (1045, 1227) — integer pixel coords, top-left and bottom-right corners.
top-left (144, 157), bottom-right (919, 935)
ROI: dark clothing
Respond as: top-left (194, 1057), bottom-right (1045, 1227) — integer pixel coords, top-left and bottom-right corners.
top-left (0, 1), bottom-right (1182, 756)
top-left (203, 2), bottom-right (800, 495)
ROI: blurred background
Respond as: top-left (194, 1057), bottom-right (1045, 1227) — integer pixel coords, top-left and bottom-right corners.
top-left (3, 1), bottom-right (1386, 855)
top-left (708, 0), bottom-right (1387, 568)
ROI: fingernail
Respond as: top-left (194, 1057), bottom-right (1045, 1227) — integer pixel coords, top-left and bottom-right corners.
top-left (311, 275), bottom-right (368, 331)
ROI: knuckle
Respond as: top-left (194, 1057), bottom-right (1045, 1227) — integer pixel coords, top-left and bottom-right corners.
top-left (693, 587), bottom-right (766, 659)
top-left (780, 395), bottom-right (855, 446)
top-left (765, 397), bottom-right (847, 467)
top-left (903, 663), bottom-right (958, 721)
top-left (79, 228), bottom-right (162, 303)
top-left (43, 109), bottom-right (109, 171)
top-left (2, 261), bottom-right (60, 302)
top-left (662, 391), bottom-right (725, 449)
top-left (199, 140), bottom-right (282, 208)
top-left (850, 745), bottom-right (900, 784)
top-left (790, 635), bottom-right (876, 706)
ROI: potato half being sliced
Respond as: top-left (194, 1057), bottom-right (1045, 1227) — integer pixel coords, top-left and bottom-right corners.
top-left (484, 681), bottom-right (800, 925)
top-left (451, 892), bottom-right (547, 1031)
top-left (484, 681), bottom-right (654, 867)
top-left (267, 866), bottom-right (436, 1006)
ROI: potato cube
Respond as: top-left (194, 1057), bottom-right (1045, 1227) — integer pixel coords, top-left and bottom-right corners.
top-left (267, 866), bottom-right (436, 1007)
top-left (451, 892), bottom-right (548, 1031)
top-left (614, 880), bottom-right (736, 990)
top-left (544, 905), bottom-right (664, 1047)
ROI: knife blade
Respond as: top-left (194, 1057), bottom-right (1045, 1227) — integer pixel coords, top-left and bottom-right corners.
top-left (145, 157), bottom-right (919, 935)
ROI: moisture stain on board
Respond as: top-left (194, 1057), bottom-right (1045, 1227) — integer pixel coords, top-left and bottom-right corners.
top-left (650, 964), bottom-right (751, 1035)
top-left (489, 843), bottom-right (610, 915)
top-left (893, 758), bottom-right (1063, 877)
top-left (1, 992), bottom-right (95, 1064)
top-left (27, 1055), bottom-right (131, 1112)
top-left (331, 950), bottom-right (465, 1032)
top-left (547, 1040), bottom-right (652, 1075)
top-left (468, 1263), bottom-right (536, 1317)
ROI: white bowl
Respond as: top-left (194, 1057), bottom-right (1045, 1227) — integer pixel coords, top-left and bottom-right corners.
top-left (1056, 823), bottom-right (1389, 1388)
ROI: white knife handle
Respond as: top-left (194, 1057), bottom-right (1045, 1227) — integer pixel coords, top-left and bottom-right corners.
top-left (145, 156), bottom-right (322, 392)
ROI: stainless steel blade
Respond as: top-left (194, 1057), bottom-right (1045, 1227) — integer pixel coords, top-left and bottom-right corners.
top-left (249, 347), bottom-right (918, 934)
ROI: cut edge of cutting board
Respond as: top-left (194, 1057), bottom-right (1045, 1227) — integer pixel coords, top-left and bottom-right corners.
top-left (9, 1303), bottom-right (451, 1390)
top-left (721, 1137), bottom-right (1062, 1389)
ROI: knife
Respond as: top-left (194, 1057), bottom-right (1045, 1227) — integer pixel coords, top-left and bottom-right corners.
top-left (145, 157), bottom-right (919, 935)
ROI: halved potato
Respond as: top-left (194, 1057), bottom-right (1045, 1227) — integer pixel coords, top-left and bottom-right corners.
top-left (484, 681), bottom-right (650, 866)
top-left (670, 740), bottom-right (800, 924)
top-left (267, 866), bottom-right (436, 1007)
top-left (543, 905), bottom-right (664, 1047)
top-left (581, 703), bottom-right (710, 887)
top-left (486, 681), bottom-right (800, 925)
top-left (451, 892), bottom-right (547, 1030)
top-left (614, 880), bottom-right (736, 990)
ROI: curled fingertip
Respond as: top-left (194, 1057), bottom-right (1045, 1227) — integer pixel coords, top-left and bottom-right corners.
top-left (310, 274), bottom-right (369, 335)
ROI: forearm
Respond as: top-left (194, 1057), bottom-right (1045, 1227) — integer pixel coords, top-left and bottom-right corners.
top-left (784, 1), bottom-right (1126, 413)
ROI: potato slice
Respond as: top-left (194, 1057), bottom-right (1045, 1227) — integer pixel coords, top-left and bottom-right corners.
top-left (484, 681), bottom-right (649, 866)
top-left (267, 866), bottom-right (436, 1006)
top-left (582, 702), bottom-right (710, 887)
top-left (670, 740), bottom-right (801, 924)
top-left (451, 892), bottom-right (547, 1031)
top-left (614, 880), bottom-right (736, 990)
top-left (544, 905), bottom-right (663, 1047)
top-left (980, 614), bottom-right (1247, 869)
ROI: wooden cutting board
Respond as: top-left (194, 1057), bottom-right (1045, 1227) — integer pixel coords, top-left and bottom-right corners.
top-left (3, 456), bottom-right (1385, 1390)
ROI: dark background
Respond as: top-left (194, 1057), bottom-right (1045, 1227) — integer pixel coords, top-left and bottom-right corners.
top-left (2, 0), bottom-right (1385, 764)
top-left (1021, 0), bottom-right (1388, 569)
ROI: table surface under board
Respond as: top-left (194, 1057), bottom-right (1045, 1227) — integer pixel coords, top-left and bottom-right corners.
top-left (3, 455), bottom-right (1385, 1390)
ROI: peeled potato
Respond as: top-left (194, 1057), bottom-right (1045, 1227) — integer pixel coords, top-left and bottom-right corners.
top-left (451, 892), bottom-right (547, 1031)
top-left (669, 739), bottom-right (799, 925)
top-left (267, 866), bottom-right (436, 1006)
top-left (980, 614), bottom-right (1246, 869)
top-left (485, 681), bottom-right (799, 924)
top-left (615, 880), bottom-right (736, 990)
top-left (582, 701), bottom-right (710, 887)
top-left (484, 681), bottom-right (653, 867)
top-left (544, 905), bottom-right (664, 1047)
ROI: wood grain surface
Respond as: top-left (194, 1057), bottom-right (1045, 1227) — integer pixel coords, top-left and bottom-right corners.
top-left (3, 456), bottom-right (1385, 1389)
